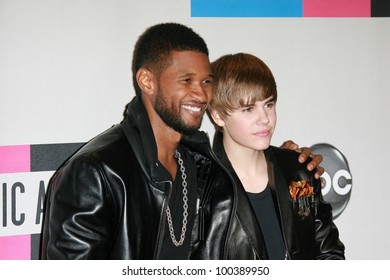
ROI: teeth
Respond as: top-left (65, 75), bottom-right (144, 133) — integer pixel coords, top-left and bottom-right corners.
top-left (182, 105), bottom-right (201, 112)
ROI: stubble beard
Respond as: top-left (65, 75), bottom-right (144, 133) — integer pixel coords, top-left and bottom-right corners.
top-left (154, 92), bottom-right (202, 136)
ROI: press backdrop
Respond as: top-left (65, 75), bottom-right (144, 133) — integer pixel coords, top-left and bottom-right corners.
top-left (1, 0), bottom-right (389, 260)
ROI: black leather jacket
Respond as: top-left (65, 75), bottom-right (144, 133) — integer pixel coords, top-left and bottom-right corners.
top-left (40, 96), bottom-right (344, 260)
top-left (209, 131), bottom-right (345, 260)
top-left (40, 96), bottom-right (238, 259)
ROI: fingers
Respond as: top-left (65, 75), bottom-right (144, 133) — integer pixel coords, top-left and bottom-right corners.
top-left (298, 147), bottom-right (312, 163)
top-left (281, 140), bottom-right (299, 151)
top-left (308, 153), bottom-right (323, 170)
top-left (315, 166), bottom-right (325, 180)
top-left (281, 141), bottom-right (325, 182)
top-left (307, 154), bottom-right (324, 182)
top-left (297, 148), bottom-right (324, 177)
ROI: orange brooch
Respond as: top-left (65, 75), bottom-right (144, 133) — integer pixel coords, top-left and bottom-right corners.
top-left (289, 180), bottom-right (314, 201)
top-left (289, 180), bottom-right (315, 218)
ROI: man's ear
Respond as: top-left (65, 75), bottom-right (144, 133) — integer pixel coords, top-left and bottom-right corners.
top-left (136, 68), bottom-right (154, 95)
top-left (210, 110), bottom-right (225, 127)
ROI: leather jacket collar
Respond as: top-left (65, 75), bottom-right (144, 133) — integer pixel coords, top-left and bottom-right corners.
top-left (265, 148), bottom-right (299, 258)
top-left (212, 130), bottom-right (267, 258)
top-left (122, 96), bottom-right (161, 182)
top-left (213, 130), bottom-right (298, 255)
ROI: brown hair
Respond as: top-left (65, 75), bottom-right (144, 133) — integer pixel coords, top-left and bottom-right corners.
top-left (209, 53), bottom-right (277, 120)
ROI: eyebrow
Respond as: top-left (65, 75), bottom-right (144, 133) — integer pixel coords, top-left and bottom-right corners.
top-left (264, 97), bottom-right (276, 103)
top-left (178, 72), bottom-right (214, 79)
top-left (240, 96), bottom-right (276, 107)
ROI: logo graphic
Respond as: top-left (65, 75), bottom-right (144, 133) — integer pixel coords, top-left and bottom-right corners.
top-left (191, 0), bottom-right (390, 17)
top-left (0, 143), bottom-right (84, 260)
top-left (310, 143), bottom-right (352, 219)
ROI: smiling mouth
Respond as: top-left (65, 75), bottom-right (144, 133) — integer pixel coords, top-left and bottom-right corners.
top-left (182, 105), bottom-right (202, 112)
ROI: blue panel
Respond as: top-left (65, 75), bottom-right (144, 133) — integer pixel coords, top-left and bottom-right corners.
top-left (191, 0), bottom-right (303, 17)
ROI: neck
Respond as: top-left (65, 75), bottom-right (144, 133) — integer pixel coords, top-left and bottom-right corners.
top-left (223, 139), bottom-right (268, 193)
top-left (143, 96), bottom-right (182, 179)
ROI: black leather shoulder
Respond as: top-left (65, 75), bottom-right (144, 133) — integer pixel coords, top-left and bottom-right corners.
top-left (265, 146), bottom-right (315, 182)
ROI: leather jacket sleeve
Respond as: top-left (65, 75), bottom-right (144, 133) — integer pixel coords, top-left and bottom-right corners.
top-left (313, 181), bottom-right (345, 259)
top-left (41, 156), bottom-right (116, 259)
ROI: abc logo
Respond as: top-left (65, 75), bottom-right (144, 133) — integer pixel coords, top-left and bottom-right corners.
top-left (310, 143), bottom-right (352, 219)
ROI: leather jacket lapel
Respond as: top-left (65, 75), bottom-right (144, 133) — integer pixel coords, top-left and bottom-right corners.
top-left (122, 96), bottom-right (171, 186)
top-left (213, 131), bottom-right (266, 258)
top-left (266, 148), bottom-right (299, 258)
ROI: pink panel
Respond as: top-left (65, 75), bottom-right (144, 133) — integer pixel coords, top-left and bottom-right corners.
top-left (304, 0), bottom-right (371, 17)
top-left (0, 145), bottom-right (30, 174)
top-left (0, 235), bottom-right (31, 260)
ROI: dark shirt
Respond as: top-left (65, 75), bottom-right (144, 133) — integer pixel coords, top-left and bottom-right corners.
top-left (158, 145), bottom-right (197, 260)
top-left (247, 185), bottom-right (286, 260)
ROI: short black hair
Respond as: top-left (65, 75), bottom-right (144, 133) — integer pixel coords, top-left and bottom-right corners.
top-left (131, 22), bottom-right (209, 95)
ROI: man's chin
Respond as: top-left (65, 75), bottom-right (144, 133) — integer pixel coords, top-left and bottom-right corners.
top-left (178, 125), bottom-right (200, 136)
top-left (178, 118), bottom-right (203, 135)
